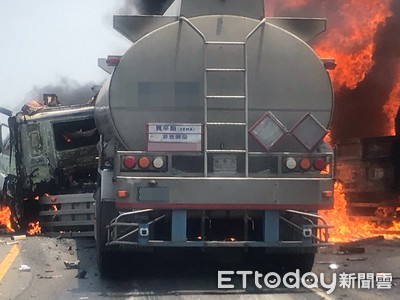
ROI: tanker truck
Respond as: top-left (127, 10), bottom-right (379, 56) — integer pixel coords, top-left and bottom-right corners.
top-left (94, 0), bottom-right (334, 274)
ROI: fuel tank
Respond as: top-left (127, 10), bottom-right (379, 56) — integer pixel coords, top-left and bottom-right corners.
top-left (95, 14), bottom-right (333, 152)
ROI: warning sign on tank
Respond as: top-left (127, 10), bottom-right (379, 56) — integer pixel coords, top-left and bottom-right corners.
top-left (147, 123), bottom-right (202, 151)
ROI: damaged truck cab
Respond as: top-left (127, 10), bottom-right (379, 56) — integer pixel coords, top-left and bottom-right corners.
top-left (0, 99), bottom-right (99, 230)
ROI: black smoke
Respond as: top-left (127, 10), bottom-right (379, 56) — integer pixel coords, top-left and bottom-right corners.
top-left (24, 78), bottom-right (97, 107)
top-left (119, 0), bottom-right (174, 15)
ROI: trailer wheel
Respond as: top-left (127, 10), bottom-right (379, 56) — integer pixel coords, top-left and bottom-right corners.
top-left (95, 188), bottom-right (116, 277)
top-left (281, 253), bottom-right (315, 274)
top-left (96, 217), bottom-right (116, 277)
top-left (96, 239), bottom-right (114, 276)
top-left (246, 250), bottom-right (315, 275)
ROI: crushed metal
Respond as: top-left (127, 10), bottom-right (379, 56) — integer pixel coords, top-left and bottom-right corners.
top-left (64, 260), bottom-right (80, 269)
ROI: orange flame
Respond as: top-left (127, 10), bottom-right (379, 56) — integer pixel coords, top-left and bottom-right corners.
top-left (265, 1), bottom-right (400, 242)
top-left (320, 182), bottom-right (400, 243)
top-left (314, 5), bottom-right (392, 90)
top-left (265, 0), bottom-right (392, 90)
top-left (27, 221), bottom-right (41, 236)
top-left (323, 131), bottom-right (332, 145)
top-left (0, 205), bottom-right (14, 232)
top-left (383, 65), bottom-right (400, 135)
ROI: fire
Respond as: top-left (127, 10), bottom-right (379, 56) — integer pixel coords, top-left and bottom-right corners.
top-left (265, 0), bottom-right (392, 90)
top-left (313, 4), bottom-right (391, 90)
top-left (383, 65), bottom-right (400, 135)
top-left (323, 131), bottom-right (332, 145)
top-left (265, 1), bottom-right (400, 242)
top-left (0, 205), bottom-right (14, 232)
top-left (320, 182), bottom-right (400, 243)
top-left (27, 221), bottom-right (41, 236)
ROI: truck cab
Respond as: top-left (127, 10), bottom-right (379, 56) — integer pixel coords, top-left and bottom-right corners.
top-left (0, 97), bottom-right (99, 230)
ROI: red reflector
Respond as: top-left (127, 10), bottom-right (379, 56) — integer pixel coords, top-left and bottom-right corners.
top-left (117, 190), bottom-right (129, 198)
top-left (123, 156), bottom-right (136, 169)
top-left (322, 191), bottom-right (333, 198)
top-left (138, 157), bottom-right (150, 169)
top-left (106, 55), bottom-right (121, 66)
top-left (313, 158), bottom-right (326, 170)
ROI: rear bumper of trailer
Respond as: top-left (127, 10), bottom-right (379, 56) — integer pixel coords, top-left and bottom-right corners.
top-left (103, 208), bottom-right (332, 248)
top-left (112, 176), bottom-right (334, 210)
top-left (98, 171), bottom-right (333, 249)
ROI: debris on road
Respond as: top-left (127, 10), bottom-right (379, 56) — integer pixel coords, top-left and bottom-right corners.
top-left (316, 261), bottom-right (337, 264)
top-left (339, 245), bottom-right (365, 254)
top-left (12, 235), bottom-right (27, 241)
top-left (6, 241), bottom-right (19, 245)
top-left (346, 257), bottom-right (367, 261)
top-left (19, 265), bottom-right (31, 272)
top-left (38, 274), bottom-right (62, 279)
top-left (75, 270), bottom-right (87, 279)
top-left (64, 260), bottom-right (80, 269)
top-left (329, 263), bottom-right (339, 270)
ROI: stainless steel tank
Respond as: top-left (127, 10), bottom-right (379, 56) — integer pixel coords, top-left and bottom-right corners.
top-left (95, 15), bottom-right (333, 152)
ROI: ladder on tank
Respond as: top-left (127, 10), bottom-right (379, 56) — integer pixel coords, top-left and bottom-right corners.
top-left (204, 40), bottom-right (248, 176)
top-left (179, 17), bottom-right (267, 178)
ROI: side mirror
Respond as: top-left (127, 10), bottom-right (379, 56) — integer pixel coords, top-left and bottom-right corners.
top-left (0, 123), bottom-right (9, 154)
top-left (0, 107), bottom-right (12, 154)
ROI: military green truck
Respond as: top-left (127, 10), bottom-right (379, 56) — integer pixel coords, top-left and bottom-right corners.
top-left (0, 95), bottom-right (99, 235)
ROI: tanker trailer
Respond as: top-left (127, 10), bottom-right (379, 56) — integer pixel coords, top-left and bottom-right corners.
top-left (94, 0), bottom-right (334, 274)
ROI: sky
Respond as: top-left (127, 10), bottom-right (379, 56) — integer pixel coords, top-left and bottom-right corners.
top-left (0, 0), bottom-right (133, 112)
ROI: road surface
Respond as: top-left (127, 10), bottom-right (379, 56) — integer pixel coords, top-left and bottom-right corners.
top-left (0, 235), bottom-right (398, 299)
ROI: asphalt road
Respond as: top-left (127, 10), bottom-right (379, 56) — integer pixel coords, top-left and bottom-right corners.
top-left (0, 235), bottom-right (398, 300)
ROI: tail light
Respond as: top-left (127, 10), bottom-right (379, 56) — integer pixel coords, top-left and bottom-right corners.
top-left (138, 156), bottom-right (150, 169)
top-left (285, 157), bottom-right (297, 170)
top-left (313, 158), bottom-right (326, 170)
top-left (121, 154), bottom-right (167, 172)
top-left (283, 156), bottom-right (329, 173)
top-left (299, 158), bottom-right (311, 170)
top-left (117, 190), bottom-right (129, 198)
top-left (152, 157), bottom-right (165, 169)
top-left (123, 156), bottom-right (136, 169)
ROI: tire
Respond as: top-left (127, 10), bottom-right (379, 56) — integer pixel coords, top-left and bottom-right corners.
top-left (95, 188), bottom-right (116, 277)
top-left (245, 250), bottom-right (315, 275)
top-left (96, 238), bottom-right (114, 277)
top-left (281, 253), bottom-right (315, 274)
top-left (10, 201), bottom-right (23, 231)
